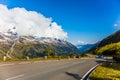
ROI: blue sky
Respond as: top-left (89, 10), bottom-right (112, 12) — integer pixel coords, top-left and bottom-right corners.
top-left (0, 0), bottom-right (120, 44)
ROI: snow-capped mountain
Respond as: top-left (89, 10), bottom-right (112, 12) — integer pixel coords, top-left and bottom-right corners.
top-left (0, 28), bottom-right (80, 59)
top-left (0, 29), bottom-right (73, 46)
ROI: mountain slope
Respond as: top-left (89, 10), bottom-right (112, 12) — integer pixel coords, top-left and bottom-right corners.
top-left (98, 30), bottom-right (120, 47)
top-left (87, 30), bottom-right (120, 55)
top-left (96, 42), bottom-right (120, 56)
top-left (0, 32), bottom-right (80, 59)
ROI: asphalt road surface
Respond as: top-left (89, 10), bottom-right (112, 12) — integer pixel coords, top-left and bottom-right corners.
top-left (0, 59), bottom-right (103, 80)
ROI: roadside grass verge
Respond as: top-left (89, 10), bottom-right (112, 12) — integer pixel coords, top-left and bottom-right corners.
top-left (89, 62), bottom-right (120, 80)
top-left (0, 56), bottom-right (79, 62)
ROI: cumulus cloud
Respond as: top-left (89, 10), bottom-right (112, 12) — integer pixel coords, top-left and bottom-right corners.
top-left (0, 4), bottom-right (67, 39)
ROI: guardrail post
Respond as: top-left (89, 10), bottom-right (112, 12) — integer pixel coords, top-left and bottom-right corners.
top-left (3, 56), bottom-right (6, 61)
top-left (26, 56), bottom-right (29, 60)
top-left (44, 56), bottom-right (47, 60)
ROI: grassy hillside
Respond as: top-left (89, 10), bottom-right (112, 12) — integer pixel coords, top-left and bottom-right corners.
top-left (96, 42), bottom-right (120, 56)
top-left (90, 62), bottom-right (120, 80)
top-left (98, 30), bottom-right (120, 47)
top-left (94, 42), bottom-right (120, 63)
top-left (87, 30), bottom-right (120, 55)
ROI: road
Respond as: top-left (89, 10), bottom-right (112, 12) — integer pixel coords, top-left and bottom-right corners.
top-left (0, 59), bottom-right (103, 80)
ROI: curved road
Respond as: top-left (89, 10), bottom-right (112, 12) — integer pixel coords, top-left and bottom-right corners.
top-left (0, 59), bottom-right (103, 80)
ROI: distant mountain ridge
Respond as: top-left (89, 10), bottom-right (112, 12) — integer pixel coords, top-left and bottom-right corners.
top-left (76, 42), bottom-right (99, 53)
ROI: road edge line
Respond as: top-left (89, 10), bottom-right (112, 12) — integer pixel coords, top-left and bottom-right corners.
top-left (80, 64), bottom-right (101, 80)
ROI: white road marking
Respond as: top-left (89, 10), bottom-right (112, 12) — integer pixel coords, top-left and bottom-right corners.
top-left (81, 64), bottom-right (101, 80)
top-left (34, 60), bottom-right (59, 63)
top-left (19, 62), bottom-right (31, 64)
top-left (5, 74), bottom-right (24, 80)
top-left (0, 63), bottom-right (15, 67)
top-left (34, 61), bottom-right (43, 63)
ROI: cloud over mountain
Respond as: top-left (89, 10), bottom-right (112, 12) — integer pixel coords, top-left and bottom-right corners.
top-left (0, 4), bottom-right (67, 39)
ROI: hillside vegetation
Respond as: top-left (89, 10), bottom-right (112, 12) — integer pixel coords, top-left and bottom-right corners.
top-left (87, 30), bottom-right (120, 63)
top-left (0, 42), bottom-right (79, 59)
top-left (95, 42), bottom-right (120, 63)
top-left (90, 62), bottom-right (120, 80)
top-left (11, 42), bottom-right (79, 59)
top-left (98, 30), bottom-right (120, 47)
top-left (96, 42), bottom-right (120, 56)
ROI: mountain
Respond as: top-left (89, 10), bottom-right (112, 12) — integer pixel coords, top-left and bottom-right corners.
top-left (96, 42), bottom-right (120, 56)
top-left (98, 30), bottom-right (120, 47)
top-left (94, 39), bottom-right (120, 63)
top-left (77, 44), bottom-right (95, 53)
top-left (94, 30), bottom-right (120, 63)
top-left (76, 42), bottom-right (99, 53)
top-left (88, 30), bottom-right (120, 55)
top-left (0, 30), bottom-right (80, 59)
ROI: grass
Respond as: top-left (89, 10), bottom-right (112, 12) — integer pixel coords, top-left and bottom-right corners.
top-left (89, 62), bottom-right (120, 80)
top-left (0, 56), bottom-right (79, 62)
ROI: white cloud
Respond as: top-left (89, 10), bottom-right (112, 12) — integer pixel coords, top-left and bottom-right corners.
top-left (77, 40), bottom-right (97, 45)
top-left (113, 22), bottom-right (120, 30)
top-left (114, 24), bottom-right (118, 27)
top-left (77, 40), bottom-right (86, 45)
top-left (0, 4), bottom-right (67, 39)
top-left (113, 19), bottom-right (120, 29)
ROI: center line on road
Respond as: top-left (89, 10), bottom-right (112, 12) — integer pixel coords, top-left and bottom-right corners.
top-left (0, 63), bottom-right (15, 67)
top-left (34, 61), bottom-right (43, 63)
top-left (5, 74), bottom-right (24, 80)
top-left (19, 62), bottom-right (31, 64)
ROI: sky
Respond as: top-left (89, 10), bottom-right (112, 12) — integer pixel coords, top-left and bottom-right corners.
top-left (0, 0), bottom-right (120, 44)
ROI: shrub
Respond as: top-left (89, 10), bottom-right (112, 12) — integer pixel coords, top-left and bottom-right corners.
top-left (113, 51), bottom-right (120, 63)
